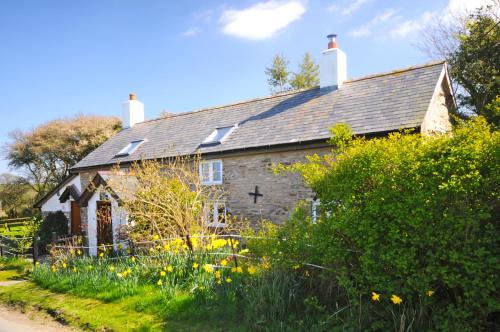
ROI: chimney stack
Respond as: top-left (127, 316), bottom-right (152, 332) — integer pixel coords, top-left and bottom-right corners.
top-left (320, 34), bottom-right (347, 88)
top-left (122, 93), bottom-right (144, 128)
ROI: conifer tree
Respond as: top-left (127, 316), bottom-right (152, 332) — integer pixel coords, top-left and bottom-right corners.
top-left (290, 52), bottom-right (320, 90)
top-left (265, 54), bottom-right (290, 94)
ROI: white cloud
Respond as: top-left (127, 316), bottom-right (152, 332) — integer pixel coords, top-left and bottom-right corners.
top-left (390, 0), bottom-right (491, 38)
top-left (328, 0), bottom-right (372, 16)
top-left (219, 0), bottom-right (306, 40)
top-left (182, 27), bottom-right (201, 37)
top-left (349, 8), bottom-right (398, 37)
top-left (390, 11), bottom-right (435, 38)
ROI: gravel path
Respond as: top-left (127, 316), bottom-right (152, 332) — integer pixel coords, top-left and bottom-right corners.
top-left (0, 306), bottom-right (75, 332)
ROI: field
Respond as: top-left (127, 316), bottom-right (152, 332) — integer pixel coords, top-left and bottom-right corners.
top-left (0, 219), bottom-right (29, 237)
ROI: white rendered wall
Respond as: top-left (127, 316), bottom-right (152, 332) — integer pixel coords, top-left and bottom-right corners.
top-left (320, 48), bottom-right (347, 88)
top-left (40, 175), bottom-right (81, 213)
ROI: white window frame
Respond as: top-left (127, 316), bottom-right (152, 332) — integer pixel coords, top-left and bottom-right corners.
top-left (205, 202), bottom-right (227, 228)
top-left (199, 160), bottom-right (223, 185)
top-left (202, 124), bottom-right (238, 145)
top-left (311, 199), bottom-right (320, 224)
top-left (115, 139), bottom-right (145, 157)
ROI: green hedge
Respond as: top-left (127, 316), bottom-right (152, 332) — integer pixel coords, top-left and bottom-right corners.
top-left (275, 118), bottom-right (499, 330)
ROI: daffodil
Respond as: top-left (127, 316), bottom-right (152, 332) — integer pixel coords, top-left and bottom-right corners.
top-left (160, 271), bottom-right (166, 276)
top-left (157, 279), bottom-right (163, 286)
top-left (99, 252), bottom-right (104, 258)
top-left (109, 266), bottom-right (115, 272)
top-left (238, 248), bottom-right (249, 254)
top-left (76, 249), bottom-right (82, 255)
top-left (72, 267), bottom-right (77, 272)
top-left (153, 234), bottom-right (159, 241)
top-left (131, 256), bottom-right (136, 262)
top-left (220, 259), bottom-right (228, 267)
top-left (231, 266), bottom-right (243, 274)
top-left (203, 264), bottom-right (214, 273)
top-left (426, 290), bottom-right (435, 297)
top-left (166, 265), bottom-right (173, 272)
top-left (391, 294), bottom-right (403, 305)
top-left (225, 277), bottom-right (232, 283)
top-left (117, 272), bottom-right (123, 278)
top-left (247, 266), bottom-right (257, 275)
top-left (62, 262), bottom-right (67, 268)
top-left (292, 264), bottom-right (300, 270)
top-left (371, 292), bottom-right (380, 301)
top-left (215, 271), bottom-right (222, 279)
top-left (192, 262), bottom-right (199, 269)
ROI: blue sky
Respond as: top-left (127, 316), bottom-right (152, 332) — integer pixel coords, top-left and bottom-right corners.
top-left (0, 0), bottom-right (487, 175)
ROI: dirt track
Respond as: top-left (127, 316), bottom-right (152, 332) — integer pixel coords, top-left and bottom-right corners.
top-left (0, 306), bottom-right (75, 332)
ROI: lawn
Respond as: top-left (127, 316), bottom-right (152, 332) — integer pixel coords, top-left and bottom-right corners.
top-left (0, 222), bottom-right (28, 237)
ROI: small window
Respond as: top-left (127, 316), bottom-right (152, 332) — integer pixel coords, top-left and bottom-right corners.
top-left (206, 202), bottom-right (227, 227)
top-left (115, 140), bottom-right (144, 157)
top-left (201, 125), bottom-right (237, 145)
top-left (311, 198), bottom-right (320, 224)
top-left (200, 160), bottom-right (223, 185)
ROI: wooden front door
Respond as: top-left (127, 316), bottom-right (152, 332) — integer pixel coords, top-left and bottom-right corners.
top-left (70, 201), bottom-right (81, 235)
top-left (96, 201), bottom-right (113, 246)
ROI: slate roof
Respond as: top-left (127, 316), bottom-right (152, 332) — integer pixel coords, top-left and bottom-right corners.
top-left (72, 61), bottom-right (446, 170)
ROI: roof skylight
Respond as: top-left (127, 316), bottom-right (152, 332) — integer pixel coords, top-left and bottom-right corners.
top-left (201, 125), bottom-right (237, 146)
top-left (115, 140), bottom-right (145, 157)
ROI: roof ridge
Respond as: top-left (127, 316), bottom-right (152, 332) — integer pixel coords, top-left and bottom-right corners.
top-left (345, 60), bottom-right (445, 83)
top-left (133, 60), bottom-right (445, 127)
top-left (137, 87), bottom-right (317, 125)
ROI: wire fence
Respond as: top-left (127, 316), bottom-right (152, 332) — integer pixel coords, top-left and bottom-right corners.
top-left (46, 233), bottom-right (334, 272)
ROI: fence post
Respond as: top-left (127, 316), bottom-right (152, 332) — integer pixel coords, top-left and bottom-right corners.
top-left (0, 239), bottom-right (3, 257)
top-left (33, 236), bottom-right (39, 265)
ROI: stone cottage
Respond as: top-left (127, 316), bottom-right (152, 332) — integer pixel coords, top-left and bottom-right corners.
top-left (35, 36), bottom-right (454, 254)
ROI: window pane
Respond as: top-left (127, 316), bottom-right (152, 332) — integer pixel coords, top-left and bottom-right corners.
top-left (201, 163), bottom-right (210, 182)
top-left (213, 127), bottom-right (232, 142)
top-left (217, 203), bottom-right (226, 223)
top-left (212, 161), bottom-right (222, 182)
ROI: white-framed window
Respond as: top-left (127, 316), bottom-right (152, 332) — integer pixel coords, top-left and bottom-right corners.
top-left (115, 139), bottom-right (145, 157)
top-left (202, 124), bottom-right (237, 145)
top-left (200, 160), bottom-right (223, 185)
top-left (206, 202), bottom-right (227, 227)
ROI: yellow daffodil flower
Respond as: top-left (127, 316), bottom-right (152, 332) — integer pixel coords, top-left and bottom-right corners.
top-left (220, 259), bottom-right (228, 266)
top-left (426, 290), bottom-right (435, 297)
top-left (292, 264), bottom-right (300, 270)
top-left (247, 266), bottom-right (257, 275)
top-left (203, 264), bottom-right (214, 273)
top-left (160, 271), bottom-right (166, 276)
top-left (166, 265), bottom-right (173, 272)
top-left (215, 270), bottom-right (222, 279)
top-left (157, 279), bottom-right (162, 286)
top-left (225, 277), bottom-right (232, 283)
top-left (371, 292), bottom-right (380, 301)
top-left (192, 262), bottom-right (199, 269)
top-left (131, 256), bottom-right (136, 262)
top-left (153, 234), bottom-right (159, 241)
top-left (391, 295), bottom-right (403, 305)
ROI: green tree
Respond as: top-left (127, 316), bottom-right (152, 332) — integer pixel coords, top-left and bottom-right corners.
top-left (420, 3), bottom-right (499, 125)
top-left (449, 5), bottom-right (500, 126)
top-left (4, 115), bottom-right (121, 199)
top-left (265, 54), bottom-right (291, 94)
top-left (290, 52), bottom-right (319, 90)
top-left (0, 173), bottom-right (36, 217)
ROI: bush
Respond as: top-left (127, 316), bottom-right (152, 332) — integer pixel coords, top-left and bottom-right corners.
top-left (39, 211), bottom-right (69, 253)
top-left (277, 118), bottom-right (500, 330)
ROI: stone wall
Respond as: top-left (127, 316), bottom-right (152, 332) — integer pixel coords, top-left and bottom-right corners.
top-left (220, 146), bottom-right (331, 224)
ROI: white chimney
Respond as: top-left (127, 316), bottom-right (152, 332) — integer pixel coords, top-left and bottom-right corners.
top-left (122, 93), bottom-right (144, 128)
top-left (320, 34), bottom-right (347, 88)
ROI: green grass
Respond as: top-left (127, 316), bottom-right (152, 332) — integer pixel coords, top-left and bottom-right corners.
top-left (0, 281), bottom-right (245, 331)
top-left (0, 223), bottom-right (27, 237)
top-left (0, 257), bottom-right (31, 281)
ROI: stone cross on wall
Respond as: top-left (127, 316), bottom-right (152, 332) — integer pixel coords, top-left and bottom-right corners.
top-left (248, 185), bottom-right (263, 204)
